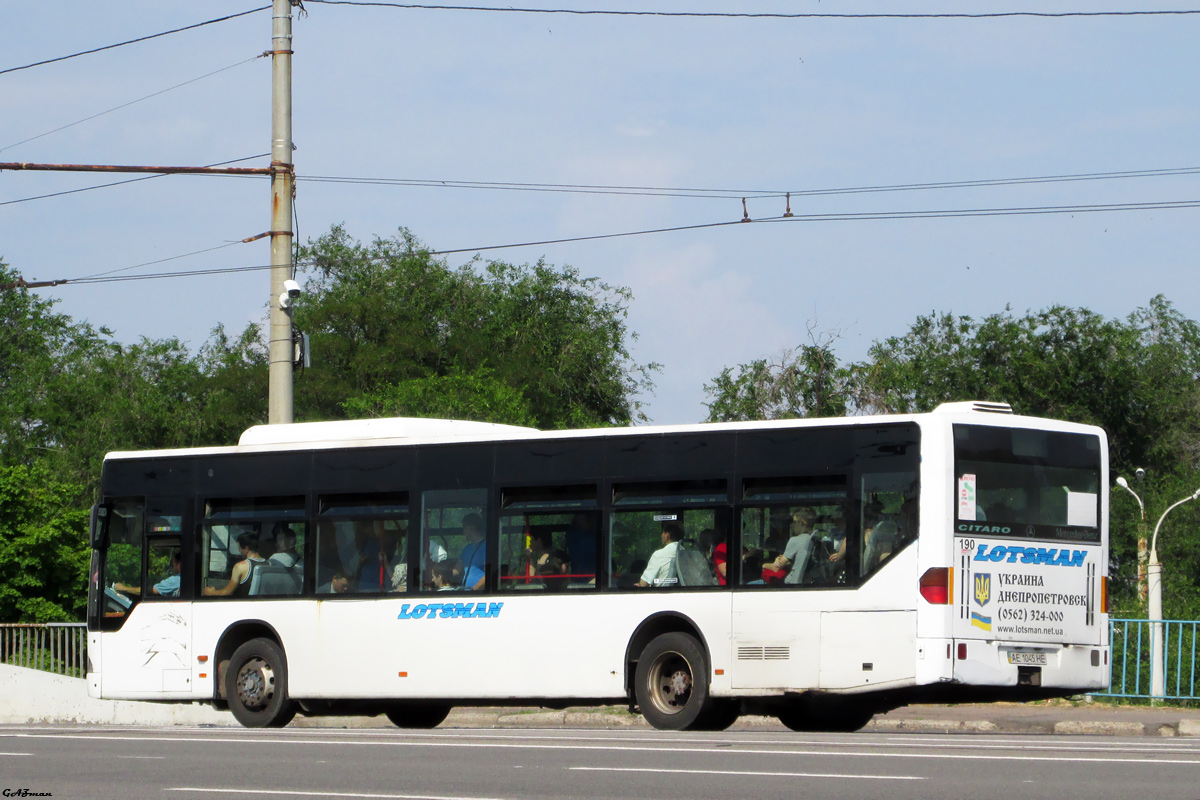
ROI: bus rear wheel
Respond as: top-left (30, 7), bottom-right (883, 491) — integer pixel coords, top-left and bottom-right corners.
top-left (696, 699), bottom-right (740, 731)
top-left (777, 696), bottom-right (876, 733)
top-left (634, 632), bottom-right (711, 731)
top-left (384, 702), bottom-right (452, 729)
top-left (225, 638), bottom-right (296, 728)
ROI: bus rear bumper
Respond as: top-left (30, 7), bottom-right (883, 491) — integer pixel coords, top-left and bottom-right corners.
top-left (953, 640), bottom-right (1109, 690)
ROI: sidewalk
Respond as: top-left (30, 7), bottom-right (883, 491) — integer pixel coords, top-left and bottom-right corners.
top-left (4, 664), bottom-right (1197, 735)
top-left (295, 699), bottom-right (1200, 737)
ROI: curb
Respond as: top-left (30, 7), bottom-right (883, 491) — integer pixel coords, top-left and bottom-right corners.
top-left (431, 708), bottom-right (1200, 737)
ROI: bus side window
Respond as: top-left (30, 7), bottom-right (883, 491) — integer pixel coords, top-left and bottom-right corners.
top-left (421, 488), bottom-right (489, 592)
top-left (609, 480), bottom-right (725, 590)
top-left (101, 499), bottom-right (145, 616)
top-left (857, 473), bottom-right (917, 579)
top-left (738, 477), bottom-right (849, 588)
top-left (497, 486), bottom-right (599, 592)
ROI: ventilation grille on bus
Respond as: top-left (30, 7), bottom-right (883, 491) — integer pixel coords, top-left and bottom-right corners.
top-left (737, 646), bottom-right (790, 661)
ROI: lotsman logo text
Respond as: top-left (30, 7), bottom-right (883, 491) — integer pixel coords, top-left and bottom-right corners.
top-left (973, 544), bottom-right (1085, 567)
top-left (398, 602), bottom-right (503, 620)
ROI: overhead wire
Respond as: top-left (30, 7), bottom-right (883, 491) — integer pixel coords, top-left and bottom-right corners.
top-left (75, 241), bottom-right (253, 283)
top-left (69, 263), bottom-right (278, 285)
top-left (0, 54), bottom-right (268, 154)
top-left (0, 7), bottom-right (271, 77)
top-left (429, 197), bottom-right (1200, 255)
top-left (303, 1), bottom-right (1200, 19)
top-left (19, 193), bottom-right (1200, 287)
top-left (299, 165), bottom-right (1200, 202)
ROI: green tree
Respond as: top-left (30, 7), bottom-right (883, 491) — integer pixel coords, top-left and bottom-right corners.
top-left (0, 461), bottom-right (89, 622)
top-left (343, 367), bottom-right (536, 426)
top-left (856, 297), bottom-right (1200, 478)
top-left (703, 342), bottom-right (850, 422)
top-left (33, 329), bottom-right (266, 492)
top-left (293, 225), bottom-right (656, 429)
top-left (0, 259), bottom-right (99, 471)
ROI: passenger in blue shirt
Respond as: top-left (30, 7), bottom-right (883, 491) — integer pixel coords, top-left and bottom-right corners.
top-left (114, 552), bottom-right (181, 598)
top-left (458, 513), bottom-right (487, 591)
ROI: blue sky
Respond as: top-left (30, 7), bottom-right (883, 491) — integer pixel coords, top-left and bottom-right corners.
top-left (2, 2), bottom-right (1198, 424)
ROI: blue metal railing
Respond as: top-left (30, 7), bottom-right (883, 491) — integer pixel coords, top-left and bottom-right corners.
top-left (1096, 618), bottom-right (1199, 700)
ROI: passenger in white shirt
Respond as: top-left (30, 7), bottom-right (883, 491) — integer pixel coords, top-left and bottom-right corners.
top-left (637, 523), bottom-right (684, 587)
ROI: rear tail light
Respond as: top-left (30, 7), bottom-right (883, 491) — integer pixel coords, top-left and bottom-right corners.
top-left (1101, 576), bottom-right (1108, 613)
top-left (920, 567), bottom-right (952, 604)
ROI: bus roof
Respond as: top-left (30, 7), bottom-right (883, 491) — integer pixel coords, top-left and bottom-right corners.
top-left (100, 400), bottom-right (1105, 463)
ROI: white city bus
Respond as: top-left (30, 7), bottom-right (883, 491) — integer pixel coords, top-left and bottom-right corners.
top-left (87, 401), bottom-right (1109, 730)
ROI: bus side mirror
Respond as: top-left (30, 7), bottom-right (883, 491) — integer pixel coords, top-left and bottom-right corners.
top-left (90, 505), bottom-right (108, 549)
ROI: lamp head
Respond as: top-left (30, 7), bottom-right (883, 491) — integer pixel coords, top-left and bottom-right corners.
top-left (1116, 476), bottom-right (1129, 489)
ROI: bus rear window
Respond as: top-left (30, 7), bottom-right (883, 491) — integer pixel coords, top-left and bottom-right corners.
top-left (953, 424), bottom-right (1101, 543)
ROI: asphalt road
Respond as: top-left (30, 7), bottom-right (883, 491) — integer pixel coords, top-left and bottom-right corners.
top-left (2, 725), bottom-right (1200, 800)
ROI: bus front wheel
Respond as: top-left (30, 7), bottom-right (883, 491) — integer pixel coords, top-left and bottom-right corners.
top-left (634, 632), bottom-right (711, 731)
top-left (225, 637), bottom-right (297, 728)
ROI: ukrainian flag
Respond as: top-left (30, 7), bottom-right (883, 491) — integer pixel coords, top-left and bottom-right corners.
top-left (971, 612), bottom-right (992, 631)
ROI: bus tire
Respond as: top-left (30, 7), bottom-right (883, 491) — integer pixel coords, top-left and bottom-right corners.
top-left (696, 699), bottom-right (740, 731)
top-left (225, 638), bottom-right (296, 728)
top-left (777, 696), bottom-right (875, 733)
top-left (634, 632), bottom-right (711, 731)
top-left (384, 702), bottom-right (452, 729)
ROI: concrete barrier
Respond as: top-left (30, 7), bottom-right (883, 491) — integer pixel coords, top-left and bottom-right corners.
top-left (0, 664), bottom-right (233, 726)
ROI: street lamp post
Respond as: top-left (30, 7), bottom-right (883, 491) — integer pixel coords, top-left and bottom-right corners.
top-left (1115, 476), bottom-right (1148, 603)
top-left (1147, 487), bottom-right (1200, 698)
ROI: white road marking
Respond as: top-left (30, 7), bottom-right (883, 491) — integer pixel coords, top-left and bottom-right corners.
top-left (0, 752), bottom-right (33, 756)
top-left (571, 766), bottom-right (924, 781)
top-left (211, 727), bottom-right (1200, 756)
top-left (168, 788), bottom-right (506, 800)
top-left (10, 732), bottom-right (1200, 765)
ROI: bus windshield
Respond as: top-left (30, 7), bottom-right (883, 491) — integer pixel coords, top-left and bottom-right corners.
top-left (954, 424), bottom-right (1101, 544)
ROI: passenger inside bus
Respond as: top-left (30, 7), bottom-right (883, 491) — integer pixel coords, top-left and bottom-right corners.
top-left (824, 508), bottom-right (848, 564)
top-left (742, 548), bottom-right (765, 584)
top-left (458, 513), bottom-right (487, 590)
top-left (431, 561), bottom-right (457, 590)
top-left (564, 513), bottom-right (597, 584)
top-left (268, 523), bottom-right (302, 569)
top-left (204, 531), bottom-right (267, 597)
top-left (861, 519), bottom-right (898, 575)
top-left (317, 567), bottom-right (351, 594)
top-left (315, 523), bottom-right (344, 587)
top-left (354, 519), bottom-right (392, 592)
top-left (636, 523), bottom-right (683, 587)
top-left (708, 529), bottom-right (728, 585)
top-left (528, 531), bottom-right (570, 586)
top-left (114, 552), bottom-right (182, 598)
top-left (765, 507), bottom-right (816, 584)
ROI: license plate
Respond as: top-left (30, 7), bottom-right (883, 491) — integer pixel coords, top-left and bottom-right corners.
top-left (1008, 651), bottom-right (1048, 665)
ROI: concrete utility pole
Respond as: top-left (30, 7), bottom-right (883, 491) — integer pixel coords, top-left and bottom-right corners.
top-left (268, 0), bottom-right (296, 425)
top-left (1148, 488), bottom-right (1200, 699)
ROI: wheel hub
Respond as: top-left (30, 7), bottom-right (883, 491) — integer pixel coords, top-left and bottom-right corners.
top-left (667, 669), bottom-right (691, 698)
top-left (649, 653), bottom-right (693, 714)
top-left (236, 657), bottom-right (275, 710)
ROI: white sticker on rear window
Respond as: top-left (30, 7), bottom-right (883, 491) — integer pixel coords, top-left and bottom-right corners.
top-left (1067, 491), bottom-right (1098, 528)
top-left (958, 474), bottom-right (977, 521)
